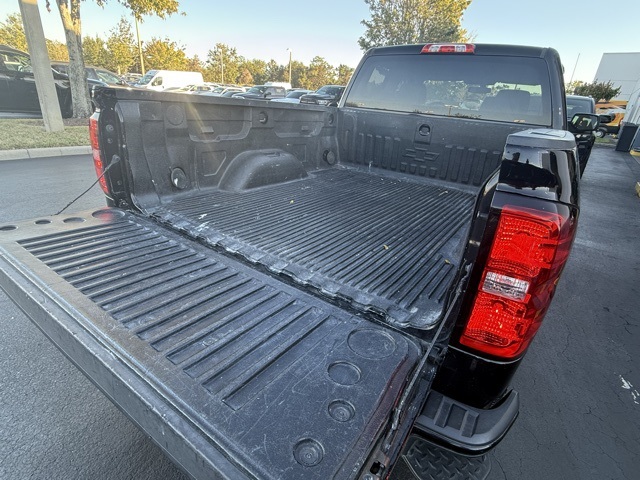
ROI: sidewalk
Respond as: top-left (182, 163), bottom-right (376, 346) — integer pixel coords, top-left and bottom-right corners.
top-left (0, 146), bottom-right (91, 162)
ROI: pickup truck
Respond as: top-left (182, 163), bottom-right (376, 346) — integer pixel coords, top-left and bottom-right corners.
top-left (0, 43), bottom-right (597, 479)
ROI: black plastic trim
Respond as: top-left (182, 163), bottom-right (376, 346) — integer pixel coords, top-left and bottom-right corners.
top-left (413, 389), bottom-right (519, 453)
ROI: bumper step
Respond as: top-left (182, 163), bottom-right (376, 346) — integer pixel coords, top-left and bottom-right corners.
top-left (414, 389), bottom-right (519, 453)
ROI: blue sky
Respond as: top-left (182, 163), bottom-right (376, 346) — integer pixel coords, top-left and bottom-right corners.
top-left (2, 0), bottom-right (638, 82)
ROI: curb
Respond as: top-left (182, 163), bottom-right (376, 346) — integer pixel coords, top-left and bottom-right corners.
top-left (0, 145), bottom-right (91, 162)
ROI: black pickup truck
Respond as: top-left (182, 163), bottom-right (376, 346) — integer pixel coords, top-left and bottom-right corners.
top-left (0, 43), bottom-right (597, 479)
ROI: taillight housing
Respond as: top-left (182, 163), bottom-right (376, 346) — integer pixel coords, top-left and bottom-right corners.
top-left (459, 204), bottom-right (577, 359)
top-left (89, 112), bottom-right (109, 194)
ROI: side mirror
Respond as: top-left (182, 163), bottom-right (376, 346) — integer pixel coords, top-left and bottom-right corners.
top-left (264, 92), bottom-right (271, 97)
top-left (598, 114), bottom-right (614, 125)
top-left (569, 113), bottom-right (599, 132)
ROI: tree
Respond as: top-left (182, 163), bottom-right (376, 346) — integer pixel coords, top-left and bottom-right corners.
top-left (358, 0), bottom-right (472, 51)
top-left (565, 80), bottom-right (585, 95)
top-left (49, 0), bottom-right (92, 117)
top-left (82, 35), bottom-right (109, 67)
top-left (206, 43), bottom-right (243, 84)
top-left (105, 17), bottom-right (135, 74)
top-left (289, 60), bottom-right (308, 89)
top-left (0, 13), bottom-right (27, 51)
top-left (1, 13), bottom-right (68, 60)
top-left (46, 0), bottom-right (180, 118)
top-left (306, 56), bottom-right (335, 90)
top-left (574, 80), bottom-right (622, 102)
top-left (143, 37), bottom-right (187, 70)
top-left (241, 59), bottom-right (267, 85)
top-left (335, 64), bottom-right (354, 86)
top-left (236, 67), bottom-right (253, 86)
top-left (264, 59), bottom-right (285, 83)
top-left (186, 54), bottom-right (204, 73)
top-left (46, 39), bottom-right (69, 61)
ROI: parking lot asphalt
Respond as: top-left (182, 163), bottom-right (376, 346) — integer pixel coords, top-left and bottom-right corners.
top-left (0, 148), bottom-right (638, 480)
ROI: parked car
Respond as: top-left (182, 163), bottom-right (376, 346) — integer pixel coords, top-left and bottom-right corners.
top-left (50, 61), bottom-right (131, 112)
top-left (0, 44), bottom-right (72, 117)
top-left (566, 94), bottom-right (598, 176)
top-left (164, 84), bottom-right (216, 94)
top-left (186, 84), bottom-right (218, 94)
top-left (270, 89), bottom-right (313, 103)
top-left (299, 84), bottom-right (346, 106)
top-left (220, 89), bottom-right (245, 97)
top-left (121, 72), bottom-right (142, 85)
top-left (50, 61), bottom-right (126, 87)
top-left (205, 85), bottom-right (246, 96)
top-left (232, 84), bottom-right (286, 100)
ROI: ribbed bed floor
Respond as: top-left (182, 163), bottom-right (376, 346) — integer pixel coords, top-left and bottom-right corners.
top-left (2, 210), bottom-right (423, 479)
top-left (151, 167), bottom-right (476, 328)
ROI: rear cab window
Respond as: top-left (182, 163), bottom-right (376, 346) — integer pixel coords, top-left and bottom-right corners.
top-left (566, 97), bottom-right (594, 120)
top-left (344, 53), bottom-right (553, 126)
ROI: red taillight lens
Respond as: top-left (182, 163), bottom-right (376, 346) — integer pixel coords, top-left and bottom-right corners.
top-left (89, 113), bottom-right (108, 194)
top-left (459, 205), bottom-right (576, 358)
top-left (421, 43), bottom-right (475, 54)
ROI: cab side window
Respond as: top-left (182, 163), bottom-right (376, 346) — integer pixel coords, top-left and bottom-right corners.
top-left (2, 51), bottom-right (33, 73)
top-left (151, 76), bottom-right (163, 86)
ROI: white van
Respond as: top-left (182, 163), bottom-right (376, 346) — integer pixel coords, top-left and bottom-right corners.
top-left (136, 70), bottom-right (204, 91)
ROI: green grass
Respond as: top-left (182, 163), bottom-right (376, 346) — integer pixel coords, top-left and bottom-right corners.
top-left (0, 119), bottom-right (90, 150)
top-left (595, 134), bottom-right (618, 146)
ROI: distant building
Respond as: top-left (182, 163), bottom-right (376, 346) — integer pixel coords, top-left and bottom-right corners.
top-left (593, 52), bottom-right (640, 102)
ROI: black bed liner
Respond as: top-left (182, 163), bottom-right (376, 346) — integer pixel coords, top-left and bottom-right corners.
top-left (0, 209), bottom-right (426, 480)
top-left (149, 167), bottom-right (476, 329)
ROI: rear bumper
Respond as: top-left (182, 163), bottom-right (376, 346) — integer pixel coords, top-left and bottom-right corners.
top-left (414, 389), bottom-right (519, 454)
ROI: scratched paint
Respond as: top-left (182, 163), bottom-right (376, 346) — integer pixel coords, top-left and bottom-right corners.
top-left (618, 375), bottom-right (639, 405)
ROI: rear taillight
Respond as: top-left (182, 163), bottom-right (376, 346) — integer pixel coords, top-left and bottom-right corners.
top-left (89, 113), bottom-right (109, 194)
top-left (459, 205), bottom-right (577, 359)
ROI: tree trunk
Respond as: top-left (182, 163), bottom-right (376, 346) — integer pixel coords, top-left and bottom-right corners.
top-left (56, 0), bottom-right (92, 118)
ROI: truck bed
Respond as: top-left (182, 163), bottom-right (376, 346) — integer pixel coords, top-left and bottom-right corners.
top-left (0, 209), bottom-right (425, 479)
top-left (149, 166), bottom-right (475, 329)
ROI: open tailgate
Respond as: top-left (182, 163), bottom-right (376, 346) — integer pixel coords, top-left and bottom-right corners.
top-left (0, 208), bottom-right (428, 480)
